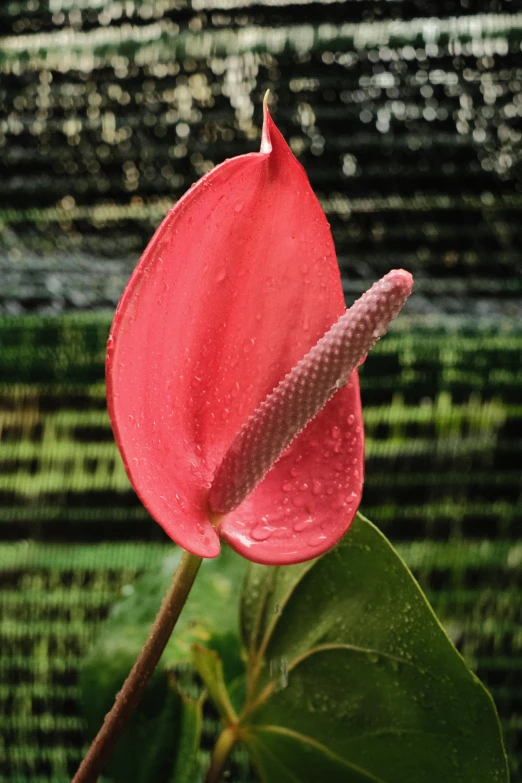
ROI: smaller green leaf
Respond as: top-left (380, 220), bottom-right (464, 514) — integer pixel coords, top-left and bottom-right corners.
top-left (81, 670), bottom-right (201, 783)
top-left (81, 545), bottom-right (246, 701)
top-left (170, 691), bottom-right (204, 783)
top-left (240, 563), bottom-right (276, 655)
top-left (192, 645), bottom-right (238, 725)
top-left (80, 546), bottom-right (246, 782)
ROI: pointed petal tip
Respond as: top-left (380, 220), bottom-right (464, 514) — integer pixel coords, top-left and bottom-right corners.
top-left (260, 93), bottom-right (273, 154)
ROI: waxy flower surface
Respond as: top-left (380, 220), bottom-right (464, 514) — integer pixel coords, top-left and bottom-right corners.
top-left (107, 104), bottom-right (410, 565)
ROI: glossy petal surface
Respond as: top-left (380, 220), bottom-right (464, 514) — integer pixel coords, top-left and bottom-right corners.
top-left (106, 107), bottom-right (363, 562)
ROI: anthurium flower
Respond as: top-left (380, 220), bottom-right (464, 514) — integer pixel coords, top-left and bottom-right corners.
top-left (106, 102), bottom-right (412, 565)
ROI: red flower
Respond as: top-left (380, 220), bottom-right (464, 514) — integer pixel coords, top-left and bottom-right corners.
top-left (107, 104), bottom-right (409, 565)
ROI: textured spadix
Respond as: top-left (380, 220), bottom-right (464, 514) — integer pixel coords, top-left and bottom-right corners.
top-left (210, 270), bottom-right (412, 514)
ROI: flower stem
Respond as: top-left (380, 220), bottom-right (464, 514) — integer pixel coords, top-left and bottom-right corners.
top-left (72, 550), bottom-right (203, 783)
top-left (205, 725), bottom-right (239, 783)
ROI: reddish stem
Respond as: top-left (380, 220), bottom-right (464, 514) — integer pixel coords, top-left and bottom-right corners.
top-left (72, 550), bottom-right (202, 783)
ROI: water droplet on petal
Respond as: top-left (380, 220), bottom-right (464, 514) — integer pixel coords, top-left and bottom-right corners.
top-left (293, 517), bottom-right (313, 533)
top-left (307, 532), bottom-right (327, 548)
top-left (251, 525), bottom-right (274, 542)
top-left (312, 480), bottom-right (322, 496)
top-left (333, 495), bottom-right (348, 510)
top-left (347, 414), bottom-right (355, 425)
top-left (282, 481), bottom-right (292, 492)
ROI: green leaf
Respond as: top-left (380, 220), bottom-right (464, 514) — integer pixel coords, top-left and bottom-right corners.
top-left (80, 668), bottom-right (203, 783)
top-left (239, 513), bottom-right (509, 783)
top-left (192, 644), bottom-right (237, 725)
top-left (170, 692), bottom-right (204, 783)
top-left (81, 544), bottom-right (246, 699)
top-left (244, 726), bottom-right (384, 783)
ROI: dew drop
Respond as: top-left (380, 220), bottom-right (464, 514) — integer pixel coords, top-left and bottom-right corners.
top-left (347, 414), bottom-right (355, 425)
top-left (312, 480), bottom-right (322, 496)
top-left (293, 517), bottom-right (312, 533)
top-left (216, 268), bottom-right (227, 283)
top-left (333, 495), bottom-right (348, 510)
top-left (331, 425), bottom-right (341, 439)
top-left (251, 525), bottom-right (274, 542)
top-left (234, 202), bottom-right (244, 213)
top-left (307, 532), bottom-right (327, 548)
top-left (282, 481), bottom-right (292, 492)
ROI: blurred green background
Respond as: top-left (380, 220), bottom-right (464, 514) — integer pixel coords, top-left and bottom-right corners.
top-left (1, 1), bottom-right (521, 781)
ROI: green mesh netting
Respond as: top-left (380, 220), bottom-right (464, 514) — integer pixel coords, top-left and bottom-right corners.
top-left (1, 1), bottom-right (521, 780)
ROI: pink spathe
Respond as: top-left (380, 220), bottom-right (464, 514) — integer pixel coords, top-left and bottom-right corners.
top-left (106, 103), bottom-right (411, 565)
